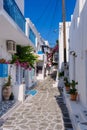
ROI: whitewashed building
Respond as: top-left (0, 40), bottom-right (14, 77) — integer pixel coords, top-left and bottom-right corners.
top-left (25, 18), bottom-right (47, 84)
top-left (69, 0), bottom-right (87, 107)
top-left (59, 22), bottom-right (71, 71)
top-left (64, 0), bottom-right (87, 129)
top-left (0, 0), bottom-right (44, 102)
top-left (36, 40), bottom-right (50, 80)
top-left (25, 18), bottom-right (49, 80)
top-left (0, 0), bottom-right (30, 101)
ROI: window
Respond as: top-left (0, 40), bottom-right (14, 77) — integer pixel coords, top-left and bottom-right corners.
top-left (29, 28), bottom-right (36, 45)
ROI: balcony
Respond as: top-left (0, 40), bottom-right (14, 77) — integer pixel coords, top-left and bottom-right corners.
top-left (3, 0), bottom-right (25, 33)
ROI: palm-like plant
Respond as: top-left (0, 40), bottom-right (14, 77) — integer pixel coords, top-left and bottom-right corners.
top-left (64, 77), bottom-right (70, 87)
top-left (11, 45), bottom-right (38, 68)
top-left (69, 80), bottom-right (78, 94)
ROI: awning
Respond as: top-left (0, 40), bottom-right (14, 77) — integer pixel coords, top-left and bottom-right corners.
top-left (37, 51), bottom-right (44, 54)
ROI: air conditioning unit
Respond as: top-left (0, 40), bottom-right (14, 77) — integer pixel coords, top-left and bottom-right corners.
top-left (6, 40), bottom-right (16, 54)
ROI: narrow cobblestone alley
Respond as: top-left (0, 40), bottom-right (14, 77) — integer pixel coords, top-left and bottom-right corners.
top-left (1, 71), bottom-right (73, 130)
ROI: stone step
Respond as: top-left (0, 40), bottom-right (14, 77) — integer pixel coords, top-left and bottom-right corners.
top-left (63, 113), bottom-right (70, 117)
top-left (63, 118), bottom-right (71, 122)
top-left (65, 128), bottom-right (73, 130)
top-left (64, 122), bottom-right (73, 128)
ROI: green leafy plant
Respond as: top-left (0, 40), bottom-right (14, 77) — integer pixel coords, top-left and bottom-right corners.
top-left (69, 80), bottom-right (78, 94)
top-left (69, 88), bottom-right (77, 94)
top-left (9, 92), bottom-right (14, 100)
top-left (64, 77), bottom-right (70, 87)
top-left (58, 71), bottom-right (64, 78)
top-left (70, 80), bottom-right (78, 87)
top-left (4, 75), bottom-right (11, 87)
top-left (11, 45), bottom-right (38, 68)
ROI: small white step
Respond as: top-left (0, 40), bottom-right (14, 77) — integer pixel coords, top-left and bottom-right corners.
top-left (80, 109), bottom-right (87, 121)
top-left (77, 122), bottom-right (87, 130)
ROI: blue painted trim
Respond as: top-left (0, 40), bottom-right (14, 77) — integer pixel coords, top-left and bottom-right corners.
top-left (37, 51), bottom-right (44, 54)
top-left (25, 90), bottom-right (38, 96)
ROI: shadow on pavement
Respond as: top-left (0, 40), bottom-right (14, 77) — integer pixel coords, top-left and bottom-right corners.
top-left (55, 89), bottom-right (73, 130)
top-left (50, 70), bottom-right (73, 130)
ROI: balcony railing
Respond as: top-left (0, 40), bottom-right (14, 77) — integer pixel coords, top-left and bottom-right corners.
top-left (3, 0), bottom-right (25, 33)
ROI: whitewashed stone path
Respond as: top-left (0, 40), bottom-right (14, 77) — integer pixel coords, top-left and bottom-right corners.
top-left (1, 74), bottom-right (73, 130)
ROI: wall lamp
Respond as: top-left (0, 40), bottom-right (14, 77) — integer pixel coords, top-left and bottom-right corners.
top-left (70, 51), bottom-right (77, 57)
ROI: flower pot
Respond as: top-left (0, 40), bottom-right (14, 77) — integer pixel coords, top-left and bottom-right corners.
top-left (65, 86), bottom-right (70, 91)
top-left (2, 86), bottom-right (11, 100)
top-left (70, 93), bottom-right (77, 101)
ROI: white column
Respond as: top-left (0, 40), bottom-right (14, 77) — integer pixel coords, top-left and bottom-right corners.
top-left (18, 83), bottom-right (25, 103)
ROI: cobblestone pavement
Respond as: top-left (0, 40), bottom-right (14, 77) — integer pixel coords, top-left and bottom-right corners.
top-left (1, 72), bottom-right (73, 130)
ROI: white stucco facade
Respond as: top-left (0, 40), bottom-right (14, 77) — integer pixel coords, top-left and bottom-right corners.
top-left (0, 0), bottom-right (48, 102)
top-left (0, 0), bottom-right (40, 101)
top-left (59, 22), bottom-right (71, 71)
top-left (58, 1), bottom-right (87, 129)
top-left (25, 18), bottom-right (43, 50)
top-left (69, 0), bottom-right (87, 107)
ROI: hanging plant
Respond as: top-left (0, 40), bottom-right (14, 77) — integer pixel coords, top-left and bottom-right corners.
top-left (11, 45), bottom-right (38, 68)
top-left (0, 58), bottom-right (10, 64)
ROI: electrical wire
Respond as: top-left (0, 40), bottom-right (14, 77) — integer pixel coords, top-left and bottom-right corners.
top-left (36, 0), bottom-right (54, 28)
top-left (35, 0), bottom-right (52, 23)
top-left (28, 0), bottom-right (62, 46)
top-left (45, 0), bottom-right (59, 40)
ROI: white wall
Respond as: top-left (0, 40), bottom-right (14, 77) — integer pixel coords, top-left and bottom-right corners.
top-left (0, 40), bottom-right (26, 101)
top-left (59, 22), bottom-right (71, 71)
top-left (69, 0), bottom-right (87, 107)
top-left (0, 40), bottom-right (11, 60)
top-left (0, 40), bottom-right (12, 101)
top-left (66, 22), bottom-right (71, 62)
top-left (25, 18), bottom-right (43, 50)
top-left (59, 23), bottom-right (63, 71)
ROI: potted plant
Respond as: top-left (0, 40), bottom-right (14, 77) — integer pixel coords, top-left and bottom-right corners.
top-left (58, 71), bottom-right (64, 78)
top-left (64, 77), bottom-right (70, 91)
top-left (11, 45), bottom-right (38, 68)
top-left (2, 75), bottom-right (12, 100)
top-left (69, 80), bottom-right (78, 101)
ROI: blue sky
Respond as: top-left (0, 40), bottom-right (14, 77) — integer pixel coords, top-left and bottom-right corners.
top-left (24, 0), bottom-right (76, 47)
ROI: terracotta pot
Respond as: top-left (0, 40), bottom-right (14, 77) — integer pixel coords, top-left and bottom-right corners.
top-left (70, 93), bottom-right (77, 101)
top-left (2, 86), bottom-right (11, 100)
top-left (65, 86), bottom-right (70, 91)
